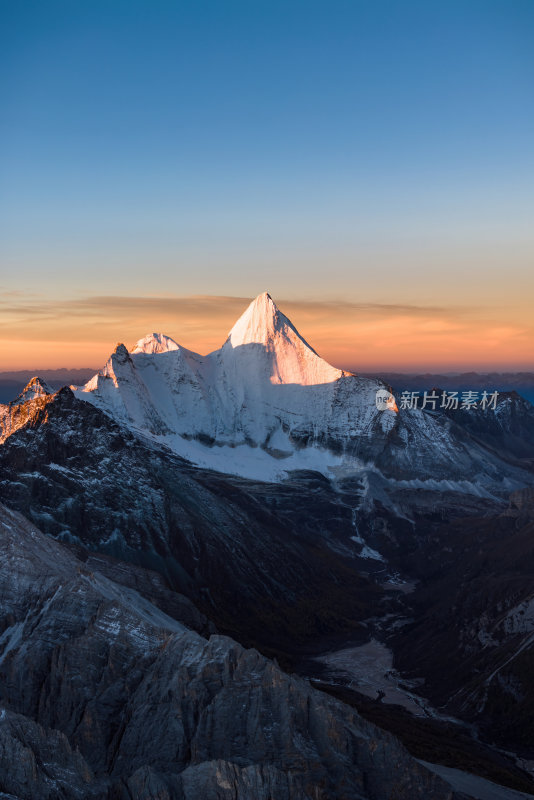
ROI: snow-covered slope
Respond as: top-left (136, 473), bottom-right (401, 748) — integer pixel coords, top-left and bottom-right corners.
top-left (73, 293), bottom-right (531, 490)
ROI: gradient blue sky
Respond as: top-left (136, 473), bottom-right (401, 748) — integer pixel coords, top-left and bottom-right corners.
top-left (1, 0), bottom-right (533, 368)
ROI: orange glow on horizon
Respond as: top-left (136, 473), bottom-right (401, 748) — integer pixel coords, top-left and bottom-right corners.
top-left (0, 294), bottom-right (532, 373)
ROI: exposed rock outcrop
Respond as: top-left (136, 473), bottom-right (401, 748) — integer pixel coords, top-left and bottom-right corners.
top-left (0, 503), bottom-right (458, 800)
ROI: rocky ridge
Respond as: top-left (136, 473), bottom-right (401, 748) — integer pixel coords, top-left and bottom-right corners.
top-left (0, 502), bottom-right (460, 800)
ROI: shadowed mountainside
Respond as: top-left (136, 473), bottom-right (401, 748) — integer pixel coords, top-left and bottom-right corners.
top-left (0, 502), bottom-right (461, 800)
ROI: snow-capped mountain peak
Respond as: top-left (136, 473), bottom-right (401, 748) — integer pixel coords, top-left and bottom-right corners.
top-left (226, 292), bottom-right (311, 350)
top-left (131, 332), bottom-right (180, 355)
top-left (74, 292), bottom-right (378, 477)
top-left (71, 292), bottom-right (531, 491)
top-left (12, 376), bottom-right (52, 405)
top-left (223, 292), bottom-right (341, 387)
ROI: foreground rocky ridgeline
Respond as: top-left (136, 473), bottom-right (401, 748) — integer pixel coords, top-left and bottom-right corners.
top-left (0, 503), bottom-right (460, 800)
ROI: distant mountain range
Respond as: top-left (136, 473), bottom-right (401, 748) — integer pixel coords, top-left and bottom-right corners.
top-left (362, 372), bottom-right (534, 405)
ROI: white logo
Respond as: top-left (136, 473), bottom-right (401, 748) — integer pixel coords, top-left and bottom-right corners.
top-left (375, 389), bottom-right (397, 412)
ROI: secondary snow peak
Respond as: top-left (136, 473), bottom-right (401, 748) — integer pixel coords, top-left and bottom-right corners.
top-left (131, 333), bottom-right (180, 355)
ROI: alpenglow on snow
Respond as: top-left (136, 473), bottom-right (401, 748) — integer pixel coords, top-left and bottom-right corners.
top-left (72, 293), bottom-right (527, 492)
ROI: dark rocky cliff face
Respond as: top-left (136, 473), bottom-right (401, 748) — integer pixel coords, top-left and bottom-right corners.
top-left (0, 503), bottom-right (458, 800)
top-left (392, 488), bottom-right (534, 756)
top-left (0, 387), bottom-right (383, 655)
top-left (435, 390), bottom-right (534, 465)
